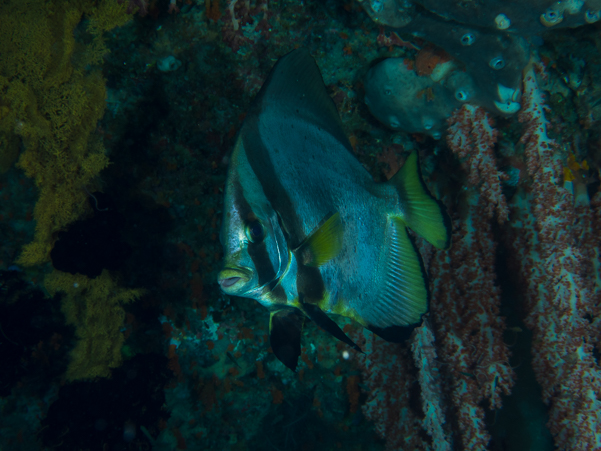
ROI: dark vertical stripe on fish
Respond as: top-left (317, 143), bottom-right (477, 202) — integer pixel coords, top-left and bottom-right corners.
top-left (232, 178), bottom-right (276, 286)
top-left (242, 116), bottom-right (327, 305)
top-left (241, 118), bottom-right (305, 249)
top-left (297, 265), bottom-right (325, 306)
top-left (248, 241), bottom-right (276, 286)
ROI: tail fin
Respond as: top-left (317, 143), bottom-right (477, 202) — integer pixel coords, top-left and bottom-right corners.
top-left (389, 152), bottom-right (451, 249)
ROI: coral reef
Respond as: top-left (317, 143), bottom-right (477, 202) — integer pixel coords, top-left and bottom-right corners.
top-left (1, 1), bottom-right (601, 450)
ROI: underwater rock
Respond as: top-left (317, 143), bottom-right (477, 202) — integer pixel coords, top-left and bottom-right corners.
top-left (364, 57), bottom-right (464, 138)
top-left (359, 1), bottom-right (535, 116)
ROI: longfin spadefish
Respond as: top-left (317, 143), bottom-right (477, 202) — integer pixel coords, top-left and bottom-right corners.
top-left (269, 309), bottom-right (304, 372)
top-left (373, 217), bottom-right (429, 331)
top-left (295, 212), bottom-right (343, 267)
top-left (390, 151), bottom-right (451, 250)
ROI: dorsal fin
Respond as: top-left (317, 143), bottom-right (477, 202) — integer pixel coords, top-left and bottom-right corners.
top-left (389, 152), bottom-right (451, 249)
top-left (247, 48), bottom-right (353, 155)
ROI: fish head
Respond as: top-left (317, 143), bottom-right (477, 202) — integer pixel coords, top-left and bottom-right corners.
top-left (218, 173), bottom-right (289, 300)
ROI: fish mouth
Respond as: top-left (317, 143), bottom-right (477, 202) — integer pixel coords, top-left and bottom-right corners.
top-left (218, 267), bottom-right (252, 293)
top-left (220, 277), bottom-right (240, 288)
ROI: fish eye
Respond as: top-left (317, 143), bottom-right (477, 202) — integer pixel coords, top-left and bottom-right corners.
top-left (245, 220), bottom-right (264, 243)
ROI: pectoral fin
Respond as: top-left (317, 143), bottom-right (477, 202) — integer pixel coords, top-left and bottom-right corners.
top-left (300, 296), bottom-right (362, 353)
top-left (269, 309), bottom-right (304, 372)
top-left (295, 212), bottom-right (343, 267)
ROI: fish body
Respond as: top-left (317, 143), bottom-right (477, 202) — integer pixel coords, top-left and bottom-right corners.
top-left (218, 48), bottom-right (450, 370)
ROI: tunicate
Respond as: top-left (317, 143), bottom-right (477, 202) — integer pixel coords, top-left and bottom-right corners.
top-left (540, 8), bottom-right (563, 27)
top-left (489, 56), bottom-right (505, 70)
top-left (495, 13), bottom-right (511, 30)
top-left (455, 89), bottom-right (470, 102)
top-left (460, 33), bottom-right (475, 46)
top-left (494, 83), bottom-right (521, 114)
top-left (494, 100), bottom-right (521, 114)
top-left (422, 118), bottom-right (435, 130)
top-left (585, 10), bottom-right (600, 23)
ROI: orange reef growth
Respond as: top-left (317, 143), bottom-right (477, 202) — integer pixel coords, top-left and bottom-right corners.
top-left (415, 45), bottom-right (452, 77)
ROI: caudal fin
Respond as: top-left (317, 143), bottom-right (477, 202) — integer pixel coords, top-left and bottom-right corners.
top-left (389, 151), bottom-right (451, 250)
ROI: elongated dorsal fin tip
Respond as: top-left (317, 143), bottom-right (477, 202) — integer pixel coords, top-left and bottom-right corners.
top-left (249, 48), bottom-right (353, 154)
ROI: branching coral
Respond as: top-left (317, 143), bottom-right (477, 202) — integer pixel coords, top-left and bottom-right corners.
top-left (46, 270), bottom-right (144, 380)
top-left (0, 0), bottom-right (138, 380)
top-left (0, 0), bottom-right (129, 265)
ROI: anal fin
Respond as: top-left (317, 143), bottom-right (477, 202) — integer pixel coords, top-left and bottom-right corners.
top-left (372, 217), bottom-right (429, 331)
